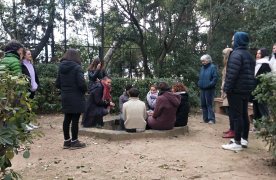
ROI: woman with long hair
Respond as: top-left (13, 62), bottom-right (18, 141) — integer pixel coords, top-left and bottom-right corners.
top-left (87, 57), bottom-right (107, 92)
top-left (56, 48), bottom-right (87, 149)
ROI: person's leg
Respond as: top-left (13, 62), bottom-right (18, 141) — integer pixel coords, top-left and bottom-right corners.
top-left (228, 94), bottom-right (243, 143)
top-left (63, 113), bottom-right (72, 140)
top-left (200, 90), bottom-right (208, 122)
top-left (71, 113), bottom-right (81, 141)
top-left (205, 89), bottom-right (215, 123)
top-left (227, 107), bottom-right (235, 131)
top-left (242, 95), bottom-right (250, 141)
top-left (258, 103), bottom-right (270, 118)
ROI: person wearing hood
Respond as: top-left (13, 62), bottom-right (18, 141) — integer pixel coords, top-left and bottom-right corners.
top-left (147, 82), bottom-right (181, 130)
top-left (198, 54), bottom-right (218, 124)
top-left (269, 43), bottom-right (276, 73)
top-left (252, 48), bottom-right (271, 127)
top-left (222, 32), bottom-right (256, 151)
top-left (0, 39), bottom-right (24, 75)
top-left (56, 48), bottom-right (87, 150)
top-left (172, 82), bottom-right (190, 127)
top-left (118, 84), bottom-right (133, 130)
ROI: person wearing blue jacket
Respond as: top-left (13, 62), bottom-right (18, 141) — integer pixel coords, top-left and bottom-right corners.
top-left (222, 32), bottom-right (256, 151)
top-left (198, 54), bottom-right (218, 124)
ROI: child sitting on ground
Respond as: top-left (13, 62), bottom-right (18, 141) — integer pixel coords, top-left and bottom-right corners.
top-left (122, 88), bottom-right (147, 132)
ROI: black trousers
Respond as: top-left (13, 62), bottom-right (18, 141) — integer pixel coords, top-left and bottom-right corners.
top-left (63, 113), bottom-right (81, 141)
top-left (253, 100), bottom-right (269, 120)
top-left (227, 93), bottom-right (250, 142)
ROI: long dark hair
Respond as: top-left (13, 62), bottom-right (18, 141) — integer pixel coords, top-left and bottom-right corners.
top-left (88, 57), bottom-right (104, 71)
top-left (61, 48), bottom-right (81, 64)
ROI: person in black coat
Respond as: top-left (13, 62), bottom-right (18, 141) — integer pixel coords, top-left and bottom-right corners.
top-left (222, 32), bottom-right (256, 151)
top-left (172, 82), bottom-right (190, 127)
top-left (87, 57), bottom-right (107, 92)
top-left (56, 48), bottom-right (87, 150)
top-left (253, 48), bottom-right (271, 122)
top-left (82, 76), bottom-right (115, 128)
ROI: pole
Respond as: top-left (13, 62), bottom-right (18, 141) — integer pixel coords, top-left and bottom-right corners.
top-left (101, 0), bottom-right (104, 61)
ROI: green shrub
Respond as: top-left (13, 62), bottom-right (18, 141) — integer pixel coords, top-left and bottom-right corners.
top-left (0, 69), bottom-right (36, 179)
top-left (253, 73), bottom-right (276, 159)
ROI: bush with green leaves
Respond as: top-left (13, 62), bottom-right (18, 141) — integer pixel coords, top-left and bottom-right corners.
top-left (253, 73), bottom-right (276, 159)
top-left (0, 68), bottom-right (36, 179)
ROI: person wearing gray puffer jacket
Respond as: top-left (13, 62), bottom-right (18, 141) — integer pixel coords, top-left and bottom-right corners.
top-left (222, 32), bottom-right (256, 151)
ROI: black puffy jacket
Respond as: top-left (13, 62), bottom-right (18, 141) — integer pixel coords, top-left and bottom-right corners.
top-left (223, 47), bottom-right (256, 94)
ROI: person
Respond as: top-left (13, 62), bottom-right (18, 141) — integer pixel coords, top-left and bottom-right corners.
top-left (252, 48), bottom-right (271, 127)
top-left (198, 54), bottom-right (218, 124)
top-left (146, 85), bottom-right (158, 111)
top-left (171, 82), bottom-right (190, 127)
top-left (122, 88), bottom-right (147, 132)
top-left (119, 84), bottom-right (133, 130)
top-left (0, 39), bottom-right (24, 75)
top-left (56, 48), bottom-right (87, 150)
top-left (82, 76), bottom-right (115, 128)
top-left (222, 32), bottom-right (256, 151)
top-left (87, 57), bottom-right (107, 92)
top-left (21, 49), bottom-right (40, 99)
top-left (147, 82), bottom-right (181, 130)
top-left (221, 48), bottom-right (235, 138)
top-left (21, 49), bottom-right (40, 130)
top-left (269, 43), bottom-right (276, 73)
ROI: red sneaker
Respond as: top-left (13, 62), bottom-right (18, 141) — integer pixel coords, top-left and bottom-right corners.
top-left (222, 130), bottom-right (235, 138)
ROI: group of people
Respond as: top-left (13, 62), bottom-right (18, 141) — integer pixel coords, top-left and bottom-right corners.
top-left (198, 31), bottom-right (276, 151)
top-left (0, 39), bottom-right (40, 131)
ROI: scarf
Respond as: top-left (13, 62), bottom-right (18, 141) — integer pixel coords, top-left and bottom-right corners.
top-left (255, 56), bottom-right (269, 76)
top-left (22, 59), bottom-right (38, 91)
top-left (102, 82), bottom-right (112, 102)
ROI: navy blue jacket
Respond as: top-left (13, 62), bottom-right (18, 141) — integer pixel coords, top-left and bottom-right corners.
top-left (223, 47), bottom-right (256, 94)
top-left (198, 63), bottom-right (218, 90)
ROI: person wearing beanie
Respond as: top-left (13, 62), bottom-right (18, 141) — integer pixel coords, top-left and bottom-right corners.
top-left (222, 31), bottom-right (256, 151)
top-left (269, 43), bottom-right (276, 73)
top-left (0, 39), bottom-right (24, 75)
top-left (197, 54), bottom-right (218, 124)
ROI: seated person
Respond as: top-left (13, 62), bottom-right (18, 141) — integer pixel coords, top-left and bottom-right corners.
top-left (122, 88), bottom-right (147, 132)
top-left (146, 85), bottom-right (158, 111)
top-left (147, 82), bottom-right (181, 130)
top-left (172, 82), bottom-right (190, 127)
top-left (118, 84), bottom-right (133, 130)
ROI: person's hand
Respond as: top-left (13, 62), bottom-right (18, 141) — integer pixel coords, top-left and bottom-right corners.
top-left (147, 110), bottom-right (153, 116)
top-left (96, 63), bottom-right (101, 70)
top-left (110, 102), bottom-right (115, 107)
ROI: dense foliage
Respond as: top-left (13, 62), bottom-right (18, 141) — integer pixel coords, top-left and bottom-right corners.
top-left (0, 67), bottom-right (36, 179)
top-left (253, 73), bottom-right (276, 159)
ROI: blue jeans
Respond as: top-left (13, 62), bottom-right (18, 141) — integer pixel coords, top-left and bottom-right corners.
top-left (200, 89), bottom-right (215, 122)
top-left (227, 93), bottom-right (250, 141)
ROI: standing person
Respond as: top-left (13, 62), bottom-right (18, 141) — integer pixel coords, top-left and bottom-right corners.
top-left (253, 48), bottom-right (271, 126)
top-left (269, 43), bottom-right (276, 73)
top-left (56, 49), bottom-right (87, 150)
top-left (146, 85), bottom-right (158, 111)
top-left (21, 49), bottom-right (40, 99)
top-left (119, 84), bottom-right (133, 130)
top-left (21, 49), bottom-right (40, 130)
top-left (87, 57), bottom-right (107, 92)
top-left (222, 32), bottom-right (256, 151)
top-left (221, 48), bottom-right (235, 138)
top-left (0, 39), bottom-right (24, 75)
top-left (147, 82), bottom-right (181, 130)
top-left (172, 82), bottom-right (190, 127)
top-left (122, 88), bottom-right (147, 132)
top-left (198, 54), bottom-right (218, 124)
top-left (82, 76), bottom-right (115, 128)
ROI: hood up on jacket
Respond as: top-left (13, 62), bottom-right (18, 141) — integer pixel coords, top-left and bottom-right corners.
top-left (162, 91), bottom-right (181, 107)
top-left (233, 32), bottom-right (249, 50)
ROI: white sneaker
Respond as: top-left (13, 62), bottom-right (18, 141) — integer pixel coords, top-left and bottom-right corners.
top-left (222, 142), bottom-right (243, 151)
top-left (230, 138), bottom-right (248, 148)
top-left (25, 124), bottom-right (34, 131)
top-left (29, 123), bottom-right (39, 129)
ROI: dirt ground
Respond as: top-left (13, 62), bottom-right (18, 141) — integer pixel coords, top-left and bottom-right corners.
top-left (11, 113), bottom-right (276, 180)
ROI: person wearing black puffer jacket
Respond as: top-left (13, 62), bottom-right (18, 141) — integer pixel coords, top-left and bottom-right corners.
top-left (222, 32), bottom-right (256, 151)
